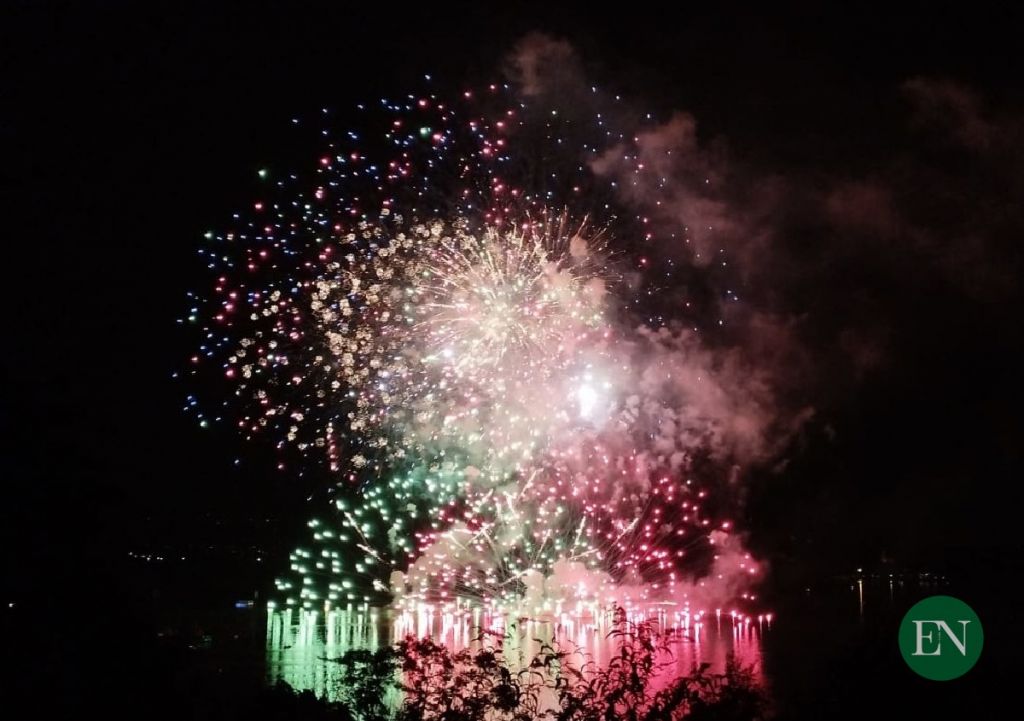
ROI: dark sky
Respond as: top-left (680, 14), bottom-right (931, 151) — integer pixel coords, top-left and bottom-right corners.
top-left (3, 2), bottom-right (1022, 606)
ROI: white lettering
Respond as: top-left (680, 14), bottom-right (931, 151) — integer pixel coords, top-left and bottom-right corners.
top-left (912, 620), bottom-right (970, 656)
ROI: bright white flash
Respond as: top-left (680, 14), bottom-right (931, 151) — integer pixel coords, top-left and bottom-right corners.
top-left (577, 382), bottom-right (599, 419)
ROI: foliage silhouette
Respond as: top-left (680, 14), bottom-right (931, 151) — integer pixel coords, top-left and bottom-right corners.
top-left (321, 606), bottom-right (766, 721)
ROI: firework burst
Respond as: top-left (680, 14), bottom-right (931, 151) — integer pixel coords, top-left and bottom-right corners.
top-left (310, 211), bottom-right (612, 477)
top-left (188, 80), bottom-right (763, 615)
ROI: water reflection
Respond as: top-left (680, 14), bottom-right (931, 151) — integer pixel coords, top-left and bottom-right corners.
top-left (266, 604), bottom-right (767, 702)
top-left (266, 606), bottom-right (389, 699)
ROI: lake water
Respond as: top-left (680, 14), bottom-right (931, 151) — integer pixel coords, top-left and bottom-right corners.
top-left (266, 603), bottom-right (769, 702)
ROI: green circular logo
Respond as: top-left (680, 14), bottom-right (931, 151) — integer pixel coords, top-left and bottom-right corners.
top-left (899, 595), bottom-right (983, 680)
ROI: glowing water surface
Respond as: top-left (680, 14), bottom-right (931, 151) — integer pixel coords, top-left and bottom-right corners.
top-left (266, 604), bottom-right (768, 703)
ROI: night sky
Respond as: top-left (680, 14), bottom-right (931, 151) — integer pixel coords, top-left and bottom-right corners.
top-left (3, 3), bottom-right (1022, 714)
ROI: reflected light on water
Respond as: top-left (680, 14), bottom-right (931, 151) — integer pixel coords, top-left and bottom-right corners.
top-left (267, 603), bottom-right (768, 703)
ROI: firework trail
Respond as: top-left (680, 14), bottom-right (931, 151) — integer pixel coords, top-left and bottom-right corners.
top-left (186, 77), bottom-right (766, 615)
